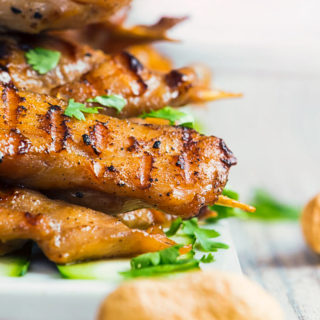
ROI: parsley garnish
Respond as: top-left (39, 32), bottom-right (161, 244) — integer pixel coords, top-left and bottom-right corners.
top-left (200, 253), bottom-right (215, 263)
top-left (64, 99), bottom-right (102, 121)
top-left (120, 245), bottom-right (199, 278)
top-left (250, 189), bottom-right (301, 221)
top-left (121, 217), bottom-right (228, 278)
top-left (87, 95), bottom-right (127, 112)
top-left (25, 48), bottom-right (61, 74)
top-left (140, 106), bottom-right (195, 128)
top-left (166, 217), bottom-right (229, 252)
top-left (181, 218), bottom-right (228, 252)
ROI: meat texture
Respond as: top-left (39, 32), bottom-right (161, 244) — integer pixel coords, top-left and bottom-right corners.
top-left (0, 83), bottom-right (236, 217)
top-left (0, 33), bottom-right (237, 118)
top-left (0, 187), bottom-right (173, 264)
top-left (0, 0), bottom-right (131, 33)
top-left (46, 189), bottom-right (174, 229)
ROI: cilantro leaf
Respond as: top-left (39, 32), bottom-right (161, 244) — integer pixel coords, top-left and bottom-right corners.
top-left (25, 48), bottom-right (61, 74)
top-left (250, 189), bottom-right (301, 221)
top-left (140, 106), bottom-right (195, 128)
top-left (87, 95), bottom-right (127, 112)
top-left (64, 99), bottom-right (102, 121)
top-left (200, 253), bottom-right (215, 263)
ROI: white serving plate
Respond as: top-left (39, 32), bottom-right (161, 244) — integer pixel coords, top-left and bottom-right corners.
top-left (0, 221), bottom-right (240, 320)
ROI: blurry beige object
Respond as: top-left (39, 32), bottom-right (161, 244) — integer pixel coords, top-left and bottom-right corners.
top-left (98, 270), bottom-right (284, 320)
top-left (301, 193), bottom-right (320, 253)
top-left (0, 0), bottom-right (131, 33)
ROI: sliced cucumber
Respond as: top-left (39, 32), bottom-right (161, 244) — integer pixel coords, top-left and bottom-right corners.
top-left (0, 243), bottom-right (32, 277)
top-left (169, 234), bottom-right (194, 246)
top-left (57, 259), bottom-right (130, 281)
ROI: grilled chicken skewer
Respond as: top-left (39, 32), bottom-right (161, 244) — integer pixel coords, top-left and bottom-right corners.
top-left (0, 0), bottom-right (131, 34)
top-left (0, 83), bottom-right (236, 217)
top-left (0, 187), bottom-right (173, 264)
top-left (46, 189), bottom-right (174, 229)
top-left (0, 33), bottom-right (238, 118)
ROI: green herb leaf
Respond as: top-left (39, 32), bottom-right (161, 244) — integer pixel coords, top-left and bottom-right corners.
top-left (250, 189), bottom-right (301, 221)
top-left (131, 245), bottom-right (182, 270)
top-left (64, 99), bottom-right (102, 121)
top-left (170, 218), bottom-right (229, 252)
top-left (165, 217), bottom-right (183, 237)
top-left (87, 95), bottom-right (127, 112)
top-left (200, 253), bottom-right (215, 263)
top-left (122, 245), bottom-right (200, 278)
top-left (140, 106), bottom-right (195, 128)
top-left (120, 259), bottom-right (200, 278)
top-left (25, 48), bottom-right (61, 74)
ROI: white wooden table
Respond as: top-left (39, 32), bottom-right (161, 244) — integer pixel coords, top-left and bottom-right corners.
top-left (230, 220), bottom-right (320, 320)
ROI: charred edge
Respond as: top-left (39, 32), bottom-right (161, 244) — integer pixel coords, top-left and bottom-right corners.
top-left (10, 128), bottom-right (31, 154)
top-left (41, 105), bottom-right (70, 152)
top-left (175, 154), bottom-right (185, 170)
top-left (152, 140), bottom-right (161, 149)
top-left (88, 123), bottom-right (108, 156)
top-left (33, 12), bottom-right (43, 19)
top-left (139, 152), bottom-right (154, 190)
top-left (121, 51), bottom-right (148, 93)
top-left (16, 105), bottom-right (27, 118)
top-left (10, 6), bottom-right (22, 14)
top-left (0, 41), bottom-right (8, 60)
top-left (122, 51), bottom-right (144, 73)
top-left (219, 139), bottom-right (237, 167)
top-left (127, 136), bottom-right (140, 152)
top-left (24, 212), bottom-right (41, 226)
top-left (75, 191), bottom-right (84, 198)
top-left (165, 70), bottom-right (187, 89)
top-left (107, 165), bottom-right (116, 172)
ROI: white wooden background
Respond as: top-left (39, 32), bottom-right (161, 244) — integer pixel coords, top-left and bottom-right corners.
top-left (130, 1), bottom-right (320, 319)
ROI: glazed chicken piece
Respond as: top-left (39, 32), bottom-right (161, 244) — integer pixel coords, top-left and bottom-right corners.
top-left (0, 83), bottom-right (236, 217)
top-left (0, 33), bottom-right (106, 95)
top-left (53, 50), bottom-right (239, 118)
top-left (0, 0), bottom-right (131, 33)
top-left (0, 33), bottom-right (238, 118)
top-left (57, 16), bottom-right (187, 54)
top-left (46, 189), bottom-right (174, 229)
top-left (0, 187), bottom-right (173, 264)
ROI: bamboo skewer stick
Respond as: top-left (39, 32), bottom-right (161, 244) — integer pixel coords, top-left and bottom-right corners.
top-left (216, 195), bottom-right (256, 213)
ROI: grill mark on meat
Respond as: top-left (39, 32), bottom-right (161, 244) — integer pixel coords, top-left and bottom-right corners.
top-left (139, 152), bottom-right (153, 190)
top-left (122, 51), bottom-right (144, 74)
top-left (40, 105), bottom-right (70, 153)
top-left (120, 51), bottom-right (148, 95)
top-left (219, 139), bottom-right (237, 167)
top-left (24, 212), bottom-right (42, 226)
top-left (165, 70), bottom-right (187, 89)
top-left (3, 129), bottom-right (32, 155)
top-left (88, 122), bottom-right (109, 155)
top-left (1, 84), bottom-right (22, 128)
top-left (127, 136), bottom-right (140, 152)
